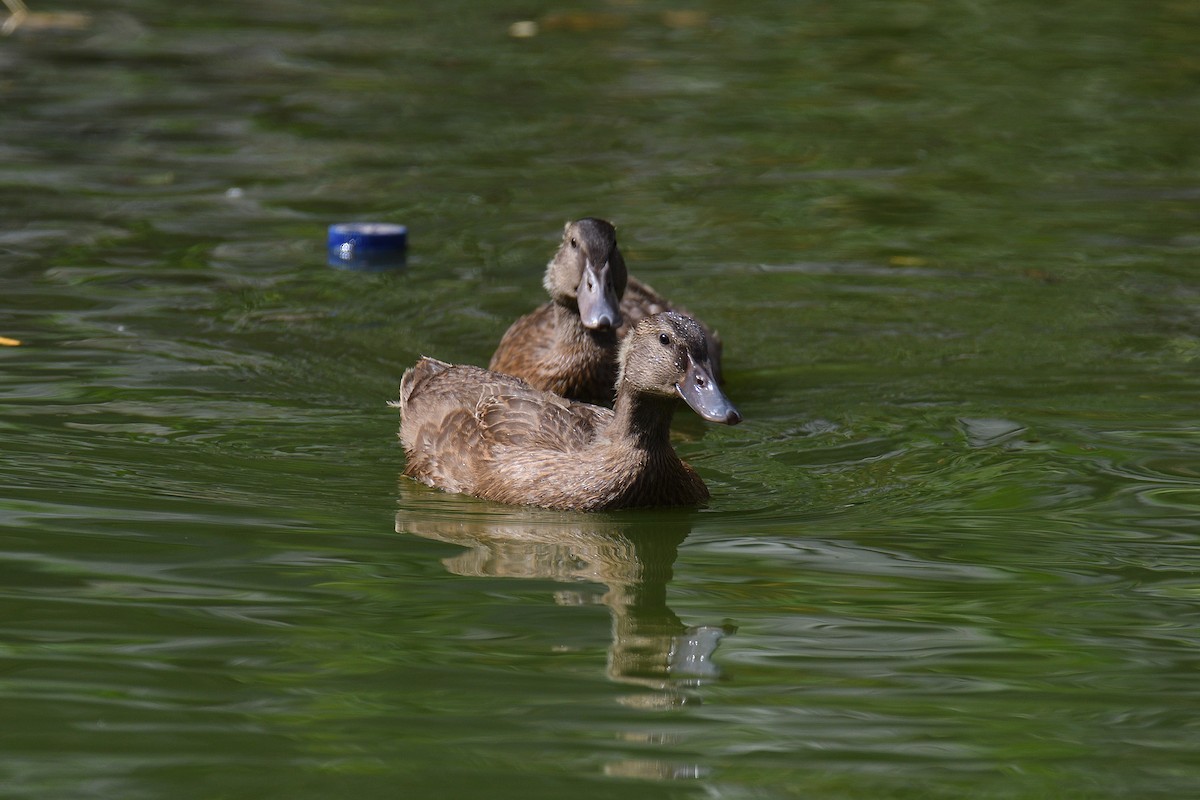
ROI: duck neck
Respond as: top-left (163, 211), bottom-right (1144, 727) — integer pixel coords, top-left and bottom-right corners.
top-left (609, 385), bottom-right (677, 452)
top-left (551, 301), bottom-right (582, 336)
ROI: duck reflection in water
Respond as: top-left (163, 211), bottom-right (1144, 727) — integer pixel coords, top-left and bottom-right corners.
top-left (395, 494), bottom-right (733, 705)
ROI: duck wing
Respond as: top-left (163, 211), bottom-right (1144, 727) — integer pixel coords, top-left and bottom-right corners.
top-left (616, 277), bottom-right (671, 334)
top-left (398, 360), bottom-right (530, 492)
top-left (398, 358), bottom-right (613, 493)
top-left (478, 391), bottom-right (611, 452)
top-left (489, 302), bottom-right (618, 405)
top-left (488, 303), bottom-right (556, 376)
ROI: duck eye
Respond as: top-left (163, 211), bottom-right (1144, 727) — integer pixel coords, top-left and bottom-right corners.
top-left (658, 333), bottom-right (670, 346)
top-left (569, 237), bottom-right (578, 250)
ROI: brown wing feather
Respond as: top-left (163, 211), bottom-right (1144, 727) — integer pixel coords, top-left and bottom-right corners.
top-left (479, 392), bottom-right (610, 451)
top-left (399, 358), bottom-right (615, 491)
top-left (616, 277), bottom-right (672, 333)
top-left (488, 303), bottom-right (557, 377)
top-left (489, 303), bottom-right (618, 405)
top-left (399, 360), bottom-right (530, 490)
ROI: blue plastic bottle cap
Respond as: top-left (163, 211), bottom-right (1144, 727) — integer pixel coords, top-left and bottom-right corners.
top-left (327, 223), bottom-right (408, 270)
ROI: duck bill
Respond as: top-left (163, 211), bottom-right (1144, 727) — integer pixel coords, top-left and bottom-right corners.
top-left (576, 261), bottom-right (622, 330)
top-left (676, 357), bottom-right (741, 425)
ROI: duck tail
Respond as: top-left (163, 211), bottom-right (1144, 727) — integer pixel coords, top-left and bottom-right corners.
top-left (390, 357), bottom-right (452, 415)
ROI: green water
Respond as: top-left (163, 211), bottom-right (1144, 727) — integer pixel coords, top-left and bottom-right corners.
top-left (2, 1), bottom-right (1199, 797)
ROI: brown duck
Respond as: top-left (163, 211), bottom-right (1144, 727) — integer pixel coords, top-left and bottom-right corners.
top-left (397, 312), bottom-right (740, 512)
top-left (488, 218), bottom-right (724, 406)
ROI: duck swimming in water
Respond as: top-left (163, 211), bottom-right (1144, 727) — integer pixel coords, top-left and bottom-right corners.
top-left (397, 311), bottom-right (740, 512)
top-left (488, 218), bottom-right (724, 406)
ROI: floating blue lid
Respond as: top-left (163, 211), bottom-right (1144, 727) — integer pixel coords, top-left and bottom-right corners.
top-left (327, 223), bottom-right (408, 270)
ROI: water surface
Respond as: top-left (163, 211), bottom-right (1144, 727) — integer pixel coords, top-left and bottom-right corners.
top-left (2, 1), bottom-right (1199, 798)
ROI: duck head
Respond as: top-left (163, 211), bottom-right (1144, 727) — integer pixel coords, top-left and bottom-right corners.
top-left (543, 218), bottom-right (628, 331)
top-left (617, 312), bottom-right (741, 425)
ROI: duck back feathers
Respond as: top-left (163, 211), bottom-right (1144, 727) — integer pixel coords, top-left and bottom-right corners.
top-left (488, 303), bottom-right (620, 406)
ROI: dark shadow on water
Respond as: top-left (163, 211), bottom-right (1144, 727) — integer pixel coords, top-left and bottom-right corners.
top-left (394, 481), bottom-right (733, 710)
